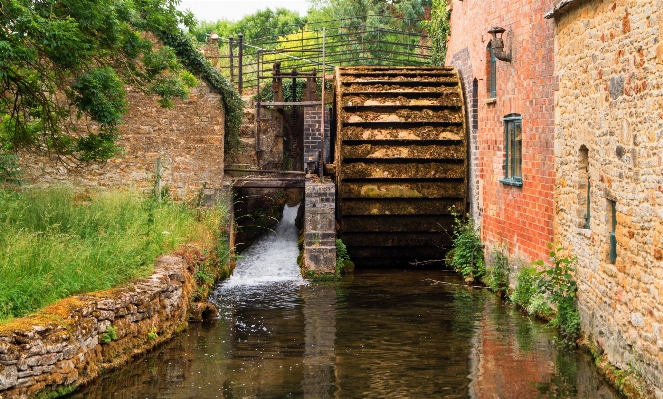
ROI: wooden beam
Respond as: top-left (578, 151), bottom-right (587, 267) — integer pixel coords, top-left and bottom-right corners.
top-left (224, 168), bottom-right (305, 175)
top-left (258, 101), bottom-right (321, 107)
top-left (233, 178), bottom-right (305, 188)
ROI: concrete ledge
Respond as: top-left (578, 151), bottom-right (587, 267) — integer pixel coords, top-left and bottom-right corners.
top-left (0, 254), bottom-right (200, 399)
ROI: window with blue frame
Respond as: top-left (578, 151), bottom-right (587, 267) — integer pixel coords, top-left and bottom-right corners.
top-left (500, 114), bottom-right (522, 186)
top-left (488, 44), bottom-right (496, 98)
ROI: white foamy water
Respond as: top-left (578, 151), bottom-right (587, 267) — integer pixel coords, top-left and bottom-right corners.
top-left (219, 204), bottom-right (305, 288)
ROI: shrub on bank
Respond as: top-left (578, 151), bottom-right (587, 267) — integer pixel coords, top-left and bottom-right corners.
top-left (0, 187), bottom-right (227, 321)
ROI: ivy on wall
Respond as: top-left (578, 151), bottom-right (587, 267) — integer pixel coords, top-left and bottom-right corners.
top-left (155, 30), bottom-right (244, 153)
top-left (423, 0), bottom-right (451, 65)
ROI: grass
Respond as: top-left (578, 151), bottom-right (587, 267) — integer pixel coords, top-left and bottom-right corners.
top-left (0, 187), bottom-right (226, 321)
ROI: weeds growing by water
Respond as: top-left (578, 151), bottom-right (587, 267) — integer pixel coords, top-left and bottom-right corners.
top-left (0, 187), bottom-right (225, 321)
top-left (448, 211), bottom-right (484, 281)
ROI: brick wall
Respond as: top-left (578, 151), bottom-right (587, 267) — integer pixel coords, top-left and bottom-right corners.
top-left (303, 107), bottom-right (331, 171)
top-left (551, 0), bottom-right (663, 394)
top-left (450, 47), bottom-right (481, 226)
top-left (446, 0), bottom-right (556, 269)
top-left (19, 81), bottom-right (225, 201)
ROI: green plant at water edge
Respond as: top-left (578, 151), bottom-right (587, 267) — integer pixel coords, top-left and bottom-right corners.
top-left (335, 239), bottom-right (354, 273)
top-left (511, 266), bottom-right (537, 308)
top-left (34, 384), bottom-right (78, 399)
top-left (511, 266), bottom-right (552, 318)
top-left (449, 211), bottom-right (484, 281)
top-left (486, 244), bottom-right (509, 294)
top-left (422, 0), bottom-right (451, 65)
top-left (147, 327), bottom-right (158, 341)
top-left (533, 244), bottom-right (580, 343)
top-left (101, 326), bottom-right (118, 344)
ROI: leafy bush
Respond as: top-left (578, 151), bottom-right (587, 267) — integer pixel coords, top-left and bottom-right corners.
top-left (335, 239), bottom-right (354, 272)
top-left (511, 266), bottom-right (538, 309)
top-left (449, 212), bottom-right (484, 281)
top-left (533, 244), bottom-right (581, 343)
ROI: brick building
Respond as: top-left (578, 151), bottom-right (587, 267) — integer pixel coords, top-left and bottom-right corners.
top-left (548, 0), bottom-right (663, 394)
top-left (446, 0), bottom-right (556, 268)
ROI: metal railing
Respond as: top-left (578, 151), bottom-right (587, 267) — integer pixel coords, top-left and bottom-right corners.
top-left (203, 16), bottom-right (431, 94)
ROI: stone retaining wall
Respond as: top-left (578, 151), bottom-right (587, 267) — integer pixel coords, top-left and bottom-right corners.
top-left (0, 254), bottom-right (197, 399)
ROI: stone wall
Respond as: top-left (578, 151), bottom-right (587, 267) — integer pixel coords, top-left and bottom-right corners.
top-left (303, 181), bottom-right (336, 273)
top-left (19, 81), bottom-right (225, 201)
top-left (550, 0), bottom-right (663, 395)
top-left (0, 254), bottom-right (200, 399)
top-left (225, 103), bottom-right (284, 171)
top-left (446, 0), bottom-right (556, 269)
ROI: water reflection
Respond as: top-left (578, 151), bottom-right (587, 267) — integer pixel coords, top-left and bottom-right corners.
top-left (68, 270), bottom-right (620, 399)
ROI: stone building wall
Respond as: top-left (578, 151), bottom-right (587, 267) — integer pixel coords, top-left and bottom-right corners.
top-left (446, 0), bottom-right (556, 269)
top-left (0, 254), bottom-right (199, 399)
top-left (19, 81), bottom-right (225, 201)
top-left (550, 0), bottom-right (663, 395)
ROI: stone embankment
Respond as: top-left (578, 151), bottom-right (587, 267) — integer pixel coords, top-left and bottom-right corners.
top-left (0, 253), bottom-right (207, 399)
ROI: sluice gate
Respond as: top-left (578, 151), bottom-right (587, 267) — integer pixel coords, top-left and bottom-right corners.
top-left (333, 66), bottom-right (468, 267)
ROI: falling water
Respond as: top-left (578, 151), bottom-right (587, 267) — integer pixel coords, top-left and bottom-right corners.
top-left (219, 204), bottom-right (305, 288)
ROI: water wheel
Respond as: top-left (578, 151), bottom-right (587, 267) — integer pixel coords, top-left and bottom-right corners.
top-left (333, 66), bottom-right (467, 267)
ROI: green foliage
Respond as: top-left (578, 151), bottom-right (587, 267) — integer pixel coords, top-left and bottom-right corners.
top-left (0, 187), bottom-right (224, 321)
top-left (309, 0), bottom-right (430, 33)
top-left (449, 211), bottom-right (484, 281)
top-left (100, 326), bottom-right (118, 344)
top-left (511, 266), bottom-right (538, 309)
top-left (486, 245), bottom-right (509, 294)
top-left (147, 327), bottom-right (158, 340)
top-left (0, 0), bottom-right (197, 162)
top-left (533, 244), bottom-right (581, 343)
top-left (154, 29), bottom-right (244, 152)
top-left (34, 384), bottom-right (78, 399)
top-left (191, 8), bottom-right (306, 43)
top-left (335, 239), bottom-right (354, 272)
top-left (422, 0), bottom-right (451, 65)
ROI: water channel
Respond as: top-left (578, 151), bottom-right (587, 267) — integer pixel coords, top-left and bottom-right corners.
top-left (68, 205), bottom-right (620, 399)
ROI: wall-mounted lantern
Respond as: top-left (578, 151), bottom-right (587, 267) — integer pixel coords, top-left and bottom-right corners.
top-left (488, 26), bottom-right (512, 62)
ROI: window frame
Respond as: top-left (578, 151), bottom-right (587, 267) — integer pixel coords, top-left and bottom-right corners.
top-left (500, 114), bottom-right (523, 187)
top-left (488, 45), bottom-right (497, 98)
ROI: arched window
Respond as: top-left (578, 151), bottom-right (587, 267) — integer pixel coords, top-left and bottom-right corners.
top-left (500, 114), bottom-right (522, 186)
top-left (487, 44), bottom-right (496, 98)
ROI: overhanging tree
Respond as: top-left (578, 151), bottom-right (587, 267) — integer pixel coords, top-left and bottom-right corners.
top-left (0, 0), bottom-right (198, 163)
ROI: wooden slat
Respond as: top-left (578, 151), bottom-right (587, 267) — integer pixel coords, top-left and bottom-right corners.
top-left (233, 178), bottom-right (305, 188)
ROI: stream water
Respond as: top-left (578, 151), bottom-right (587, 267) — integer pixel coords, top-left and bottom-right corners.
top-left (68, 205), bottom-right (620, 399)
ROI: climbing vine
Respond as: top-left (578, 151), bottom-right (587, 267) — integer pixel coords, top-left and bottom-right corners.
top-left (154, 30), bottom-right (244, 153)
top-left (423, 0), bottom-right (451, 65)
